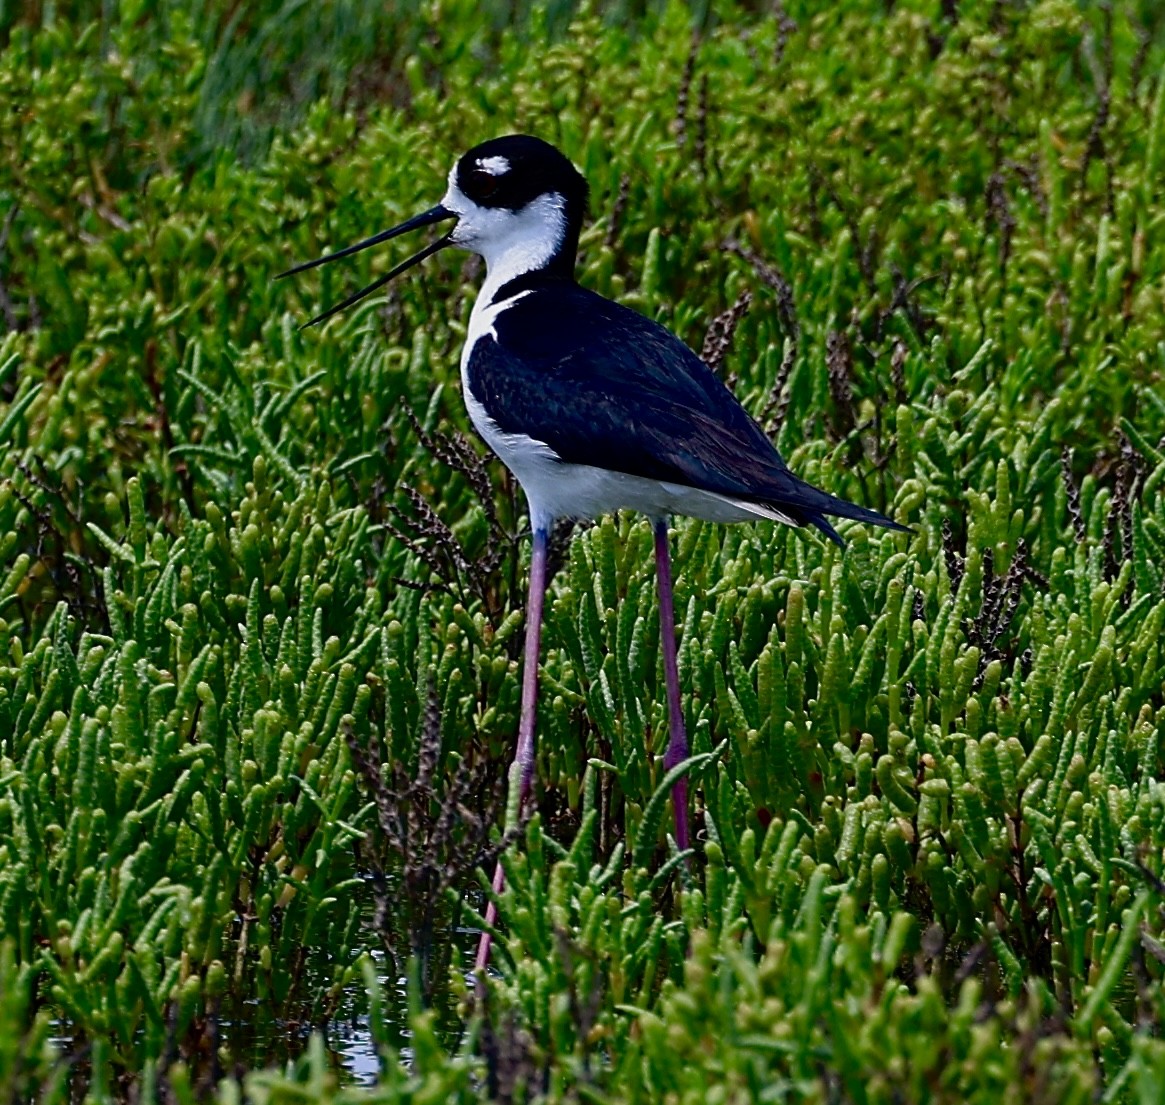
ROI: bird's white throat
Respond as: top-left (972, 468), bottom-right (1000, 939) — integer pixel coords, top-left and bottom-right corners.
top-left (441, 176), bottom-right (568, 307)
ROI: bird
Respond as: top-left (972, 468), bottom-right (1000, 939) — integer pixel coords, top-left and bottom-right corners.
top-left (279, 134), bottom-right (908, 972)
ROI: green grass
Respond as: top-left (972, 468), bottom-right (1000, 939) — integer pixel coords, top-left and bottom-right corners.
top-left (2, 0), bottom-right (1165, 1101)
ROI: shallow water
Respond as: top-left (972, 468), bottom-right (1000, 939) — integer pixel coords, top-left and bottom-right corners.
top-left (44, 891), bottom-right (485, 1098)
top-left (223, 927), bottom-right (484, 1085)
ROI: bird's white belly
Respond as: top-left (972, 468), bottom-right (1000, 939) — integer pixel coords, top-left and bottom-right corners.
top-left (461, 358), bottom-right (779, 531)
top-left (478, 424), bottom-right (765, 529)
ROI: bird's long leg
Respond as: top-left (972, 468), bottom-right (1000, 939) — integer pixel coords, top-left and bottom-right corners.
top-left (654, 517), bottom-right (691, 853)
top-left (476, 525), bottom-right (550, 973)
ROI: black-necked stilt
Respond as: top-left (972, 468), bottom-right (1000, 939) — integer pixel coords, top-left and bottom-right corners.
top-left (280, 134), bottom-right (908, 971)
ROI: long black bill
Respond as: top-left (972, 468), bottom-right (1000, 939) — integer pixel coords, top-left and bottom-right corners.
top-left (277, 203), bottom-right (456, 329)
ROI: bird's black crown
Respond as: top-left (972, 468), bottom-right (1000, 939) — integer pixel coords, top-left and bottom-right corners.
top-left (456, 135), bottom-right (588, 219)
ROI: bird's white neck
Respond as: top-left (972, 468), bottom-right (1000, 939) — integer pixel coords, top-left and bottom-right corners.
top-left (476, 192), bottom-right (567, 294)
top-left (441, 179), bottom-right (570, 309)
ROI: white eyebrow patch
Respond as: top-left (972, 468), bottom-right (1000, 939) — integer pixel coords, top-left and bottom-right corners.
top-left (477, 156), bottom-right (510, 176)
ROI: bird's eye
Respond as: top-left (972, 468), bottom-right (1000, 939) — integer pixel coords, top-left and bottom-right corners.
top-left (469, 168), bottom-right (500, 198)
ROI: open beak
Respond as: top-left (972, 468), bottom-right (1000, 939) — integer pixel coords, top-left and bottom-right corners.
top-left (277, 203), bottom-right (456, 328)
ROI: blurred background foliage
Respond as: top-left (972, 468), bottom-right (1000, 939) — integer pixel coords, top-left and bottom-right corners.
top-left (2, 0), bottom-right (1165, 1101)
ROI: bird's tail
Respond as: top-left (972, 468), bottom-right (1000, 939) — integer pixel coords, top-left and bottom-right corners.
top-left (774, 479), bottom-right (911, 549)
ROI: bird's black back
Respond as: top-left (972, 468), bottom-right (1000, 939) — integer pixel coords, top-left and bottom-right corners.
top-left (466, 276), bottom-right (904, 543)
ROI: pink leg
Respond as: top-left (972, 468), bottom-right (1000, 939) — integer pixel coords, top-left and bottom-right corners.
top-left (654, 517), bottom-right (690, 852)
top-left (476, 526), bottom-right (549, 973)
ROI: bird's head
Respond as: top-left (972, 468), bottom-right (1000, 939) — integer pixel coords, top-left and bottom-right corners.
top-left (443, 135), bottom-right (588, 277)
top-left (278, 134), bottom-right (588, 327)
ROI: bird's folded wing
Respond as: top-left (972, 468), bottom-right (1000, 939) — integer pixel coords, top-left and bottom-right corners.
top-left (467, 283), bottom-right (809, 505)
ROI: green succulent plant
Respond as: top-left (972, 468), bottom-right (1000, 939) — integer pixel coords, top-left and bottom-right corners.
top-left (1, 0), bottom-right (1164, 1101)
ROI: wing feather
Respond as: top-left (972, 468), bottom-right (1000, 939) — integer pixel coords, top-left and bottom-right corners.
top-left (467, 280), bottom-right (906, 540)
